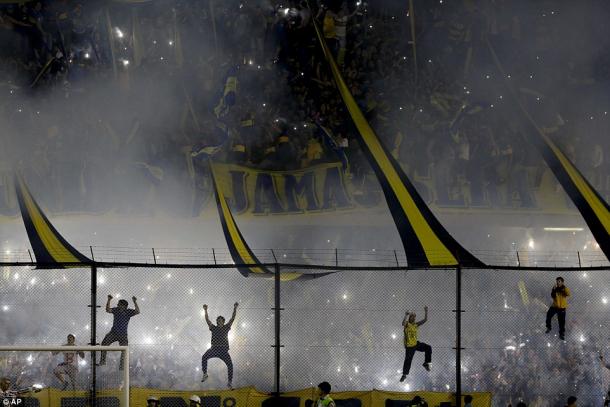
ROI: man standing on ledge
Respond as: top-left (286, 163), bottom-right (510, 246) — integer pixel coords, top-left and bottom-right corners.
top-left (201, 302), bottom-right (238, 389)
top-left (400, 306), bottom-right (431, 382)
top-left (545, 277), bottom-right (570, 340)
top-left (98, 295), bottom-right (140, 370)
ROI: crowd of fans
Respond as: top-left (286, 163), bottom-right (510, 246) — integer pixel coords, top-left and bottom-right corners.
top-left (1, 0), bottom-right (610, 216)
top-left (1, 0), bottom-right (610, 404)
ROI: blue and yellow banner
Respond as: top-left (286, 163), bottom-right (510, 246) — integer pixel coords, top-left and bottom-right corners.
top-left (311, 20), bottom-right (483, 268)
top-left (488, 40), bottom-right (610, 261)
top-left (14, 174), bottom-right (90, 267)
top-left (211, 163), bottom-right (332, 280)
top-left (211, 163), bottom-right (271, 277)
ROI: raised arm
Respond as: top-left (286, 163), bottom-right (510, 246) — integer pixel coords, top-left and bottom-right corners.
top-left (227, 302), bottom-right (239, 326)
top-left (402, 311), bottom-right (410, 327)
top-left (203, 304), bottom-right (213, 328)
top-left (417, 306), bottom-right (428, 326)
top-left (105, 295), bottom-right (113, 313)
top-left (132, 296), bottom-right (140, 315)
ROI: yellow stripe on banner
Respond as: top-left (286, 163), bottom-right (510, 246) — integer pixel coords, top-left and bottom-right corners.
top-left (542, 134), bottom-right (610, 232)
top-left (279, 272), bottom-right (306, 281)
top-left (313, 23), bottom-right (456, 266)
top-left (18, 178), bottom-right (80, 263)
top-left (518, 280), bottom-right (529, 306)
top-left (212, 170), bottom-right (266, 274)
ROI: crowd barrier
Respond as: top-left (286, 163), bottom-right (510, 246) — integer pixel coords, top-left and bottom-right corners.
top-left (20, 387), bottom-right (492, 407)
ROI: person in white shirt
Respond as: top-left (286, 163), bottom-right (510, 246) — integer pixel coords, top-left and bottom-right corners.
top-left (52, 334), bottom-right (85, 390)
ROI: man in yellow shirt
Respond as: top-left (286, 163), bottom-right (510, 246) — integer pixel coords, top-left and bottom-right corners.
top-left (399, 306), bottom-right (431, 382)
top-left (545, 277), bottom-right (570, 340)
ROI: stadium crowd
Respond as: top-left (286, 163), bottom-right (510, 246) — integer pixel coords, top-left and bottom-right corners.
top-left (0, 0), bottom-right (610, 216)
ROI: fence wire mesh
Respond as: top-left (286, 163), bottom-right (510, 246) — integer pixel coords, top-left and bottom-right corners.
top-left (462, 267), bottom-right (610, 407)
top-left (279, 267), bottom-right (456, 393)
top-left (1, 257), bottom-right (610, 406)
top-left (98, 267), bottom-right (274, 391)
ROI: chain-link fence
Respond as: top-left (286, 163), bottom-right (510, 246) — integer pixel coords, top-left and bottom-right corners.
top-left (279, 267), bottom-right (456, 394)
top-left (1, 251), bottom-right (610, 406)
top-left (462, 267), bottom-right (610, 407)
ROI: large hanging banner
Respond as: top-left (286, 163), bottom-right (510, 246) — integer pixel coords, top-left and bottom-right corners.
top-left (211, 163), bottom-right (332, 281)
top-left (14, 174), bottom-right (90, 267)
top-left (487, 40), bottom-right (610, 261)
top-left (311, 19), bottom-right (483, 268)
top-left (211, 162), bottom-right (361, 216)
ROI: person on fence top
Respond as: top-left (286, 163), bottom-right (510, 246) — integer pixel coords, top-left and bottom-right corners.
top-left (52, 333), bottom-right (85, 390)
top-left (201, 302), bottom-right (238, 389)
top-left (400, 306), bottom-right (431, 382)
top-left (545, 277), bottom-right (570, 340)
top-left (315, 381), bottom-right (336, 407)
top-left (98, 294), bottom-right (140, 370)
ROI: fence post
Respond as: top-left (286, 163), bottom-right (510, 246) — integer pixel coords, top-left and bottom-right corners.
top-left (273, 263), bottom-right (282, 397)
top-left (90, 265), bottom-right (98, 407)
top-left (335, 248), bottom-right (338, 267)
top-left (455, 265), bottom-right (462, 407)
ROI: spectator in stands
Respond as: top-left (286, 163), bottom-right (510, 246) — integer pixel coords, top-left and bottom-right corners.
top-left (463, 395), bottom-right (473, 407)
top-left (0, 377), bottom-right (17, 400)
top-left (98, 295), bottom-right (140, 370)
top-left (411, 396), bottom-right (428, 407)
top-left (314, 381), bottom-right (336, 407)
top-left (316, 4), bottom-right (338, 57)
top-left (189, 395), bottom-right (201, 406)
top-left (146, 395), bottom-right (160, 407)
top-left (566, 396), bottom-right (577, 407)
top-left (333, 3), bottom-right (358, 66)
